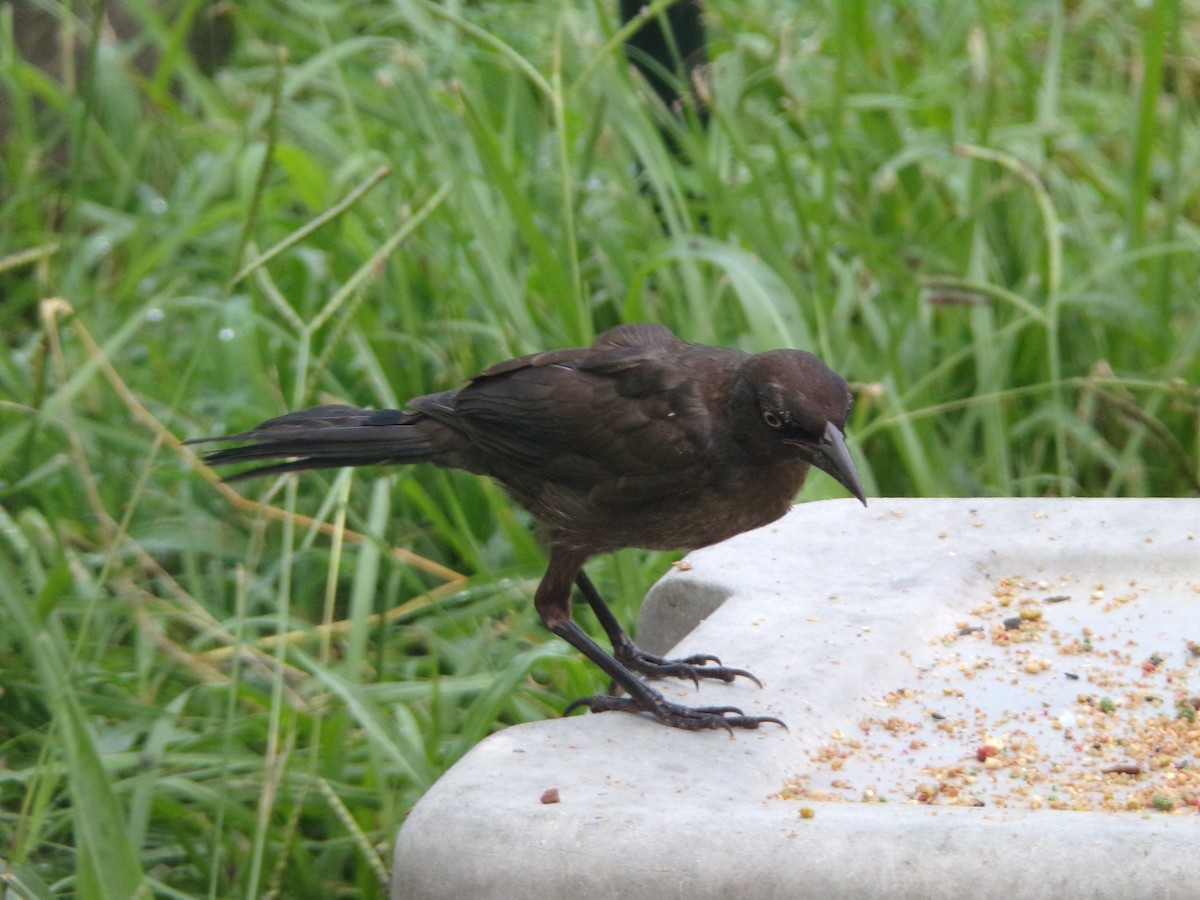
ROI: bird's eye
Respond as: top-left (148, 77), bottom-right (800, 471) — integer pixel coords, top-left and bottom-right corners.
top-left (762, 410), bottom-right (783, 429)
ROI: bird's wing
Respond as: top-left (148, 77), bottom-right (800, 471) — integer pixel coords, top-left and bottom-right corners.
top-left (414, 329), bottom-right (727, 505)
top-left (589, 322), bottom-right (678, 350)
top-left (462, 323), bottom-right (677, 383)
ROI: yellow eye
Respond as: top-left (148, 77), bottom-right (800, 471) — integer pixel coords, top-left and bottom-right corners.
top-left (762, 410), bottom-right (783, 428)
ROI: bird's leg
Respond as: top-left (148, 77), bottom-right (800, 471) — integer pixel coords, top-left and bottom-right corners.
top-left (535, 554), bottom-right (784, 731)
top-left (574, 570), bottom-right (763, 688)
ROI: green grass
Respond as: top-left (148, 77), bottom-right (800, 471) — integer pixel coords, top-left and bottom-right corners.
top-left (2, 0), bottom-right (1198, 895)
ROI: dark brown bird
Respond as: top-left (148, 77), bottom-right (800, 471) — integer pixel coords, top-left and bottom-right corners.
top-left (192, 324), bottom-right (866, 730)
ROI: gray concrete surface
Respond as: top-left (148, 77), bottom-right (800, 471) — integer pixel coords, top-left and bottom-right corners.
top-left (392, 499), bottom-right (1200, 899)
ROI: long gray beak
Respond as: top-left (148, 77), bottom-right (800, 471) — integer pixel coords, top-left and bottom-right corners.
top-left (812, 422), bottom-right (867, 506)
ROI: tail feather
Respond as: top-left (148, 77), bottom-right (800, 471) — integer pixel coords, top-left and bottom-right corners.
top-left (189, 404), bottom-right (438, 481)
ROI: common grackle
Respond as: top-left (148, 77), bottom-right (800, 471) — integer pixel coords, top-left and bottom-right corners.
top-left (192, 324), bottom-right (866, 730)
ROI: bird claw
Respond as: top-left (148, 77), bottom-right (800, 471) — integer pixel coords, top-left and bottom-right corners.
top-left (566, 691), bottom-right (787, 732)
top-left (614, 643), bottom-right (763, 688)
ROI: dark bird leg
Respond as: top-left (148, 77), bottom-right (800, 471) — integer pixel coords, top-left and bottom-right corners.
top-left (574, 571), bottom-right (763, 688)
top-left (535, 552), bottom-right (783, 731)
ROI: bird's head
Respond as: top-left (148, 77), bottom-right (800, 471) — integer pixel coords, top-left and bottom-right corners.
top-left (732, 350), bottom-right (867, 505)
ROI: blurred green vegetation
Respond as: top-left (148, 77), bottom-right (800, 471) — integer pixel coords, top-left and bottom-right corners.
top-left (1, 0), bottom-right (1197, 896)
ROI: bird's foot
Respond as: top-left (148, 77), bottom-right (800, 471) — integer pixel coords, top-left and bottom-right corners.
top-left (613, 640), bottom-right (763, 688)
top-left (566, 690), bottom-right (786, 732)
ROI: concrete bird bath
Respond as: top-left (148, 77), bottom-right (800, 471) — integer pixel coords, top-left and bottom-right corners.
top-left (392, 499), bottom-right (1199, 899)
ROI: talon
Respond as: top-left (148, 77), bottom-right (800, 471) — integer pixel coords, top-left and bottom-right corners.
top-left (676, 652), bottom-right (722, 667)
top-left (613, 641), bottom-right (764, 688)
top-left (722, 667), bottom-right (763, 689)
top-left (567, 691), bottom-right (788, 732)
top-left (692, 705), bottom-right (746, 716)
top-left (564, 696), bottom-right (596, 717)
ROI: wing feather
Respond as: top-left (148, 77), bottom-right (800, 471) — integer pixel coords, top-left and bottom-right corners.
top-left (412, 326), bottom-right (733, 505)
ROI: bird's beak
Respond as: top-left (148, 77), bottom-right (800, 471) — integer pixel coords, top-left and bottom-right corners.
top-left (811, 422), bottom-right (867, 506)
